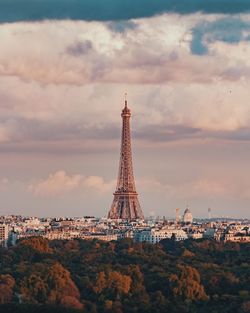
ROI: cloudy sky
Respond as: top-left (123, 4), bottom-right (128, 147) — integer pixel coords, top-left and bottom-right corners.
top-left (0, 1), bottom-right (250, 218)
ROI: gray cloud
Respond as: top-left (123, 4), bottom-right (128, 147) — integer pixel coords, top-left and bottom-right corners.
top-left (66, 40), bottom-right (93, 56)
top-left (0, 117), bottom-right (120, 142)
top-left (213, 128), bottom-right (250, 141)
top-left (0, 0), bottom-right (250, 23)
top-left (134, 125), bottom-right (202, 142)
top-left (107, 21), bottom-right (137, 33)
top-left (136, 125), bottom-right (250, 142)
top-left (221, 65), bottom-right (250, 80)
top-left (1, 115), bottom-right (250, 157)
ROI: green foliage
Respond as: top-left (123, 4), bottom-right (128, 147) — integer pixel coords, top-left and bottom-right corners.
top-left (0, 237), bottom-right (249, 313)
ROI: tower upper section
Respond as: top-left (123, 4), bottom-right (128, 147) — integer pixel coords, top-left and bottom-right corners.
top-left (121, 100), bottom-right (131, 117)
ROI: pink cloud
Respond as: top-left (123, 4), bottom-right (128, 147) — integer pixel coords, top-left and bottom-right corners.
top-left (28, 170), bottom-right (115, 197)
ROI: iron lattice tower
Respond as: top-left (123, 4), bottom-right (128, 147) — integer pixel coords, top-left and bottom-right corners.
top-left (108, 99), bottom-right (144, 220)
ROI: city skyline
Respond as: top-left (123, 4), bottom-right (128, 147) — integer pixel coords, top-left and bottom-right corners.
top-left (1, 2), bottom-right (250, 218)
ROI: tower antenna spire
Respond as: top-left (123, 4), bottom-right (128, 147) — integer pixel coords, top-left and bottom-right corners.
top-left (125, 92), bottom-right (128, 107)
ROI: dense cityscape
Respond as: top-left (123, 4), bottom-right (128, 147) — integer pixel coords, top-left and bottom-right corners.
top-left (1, 212), bottom-right (250, 248)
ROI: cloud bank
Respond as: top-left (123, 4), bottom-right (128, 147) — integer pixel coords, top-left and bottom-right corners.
top-left (1, 16), bottom-right (250, 86)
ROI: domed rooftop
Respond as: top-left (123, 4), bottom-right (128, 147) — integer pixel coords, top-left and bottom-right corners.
top-left (183, 206), bottom-right (193, 224)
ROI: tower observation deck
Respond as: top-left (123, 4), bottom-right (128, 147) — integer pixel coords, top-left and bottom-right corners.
top-left (108, 99), bottom-right (144, 220)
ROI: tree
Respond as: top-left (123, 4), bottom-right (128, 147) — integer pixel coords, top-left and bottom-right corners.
top-left (0, 274), bottom-right (15, 304)
top-left (47, 262), bottom-right (82, 309)
top-left (94, 271), bottom-right (132, 298)
top-left (19, 237), bottom-right (52, 254)
top-left (170, 265), bottom-right (208, 301)
top-left (20, 273), bottom-right (48, 303)
top-left (94, 272), bottom-right (106, 294)
top-left (20, 262), bottom-right (83, 309)
top-left (107, 271), bottom-right (132, 295)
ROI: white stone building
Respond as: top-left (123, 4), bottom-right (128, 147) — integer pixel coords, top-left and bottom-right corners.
top-left (135, 228), bottom-right (188, 244)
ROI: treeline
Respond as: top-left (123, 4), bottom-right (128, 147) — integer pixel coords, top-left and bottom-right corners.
top-left (0, 237), bottom-right (249, 313)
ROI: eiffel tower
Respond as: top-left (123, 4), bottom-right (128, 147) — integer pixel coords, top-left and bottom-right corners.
top-left (108, 97), bottom-right (144, 220)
